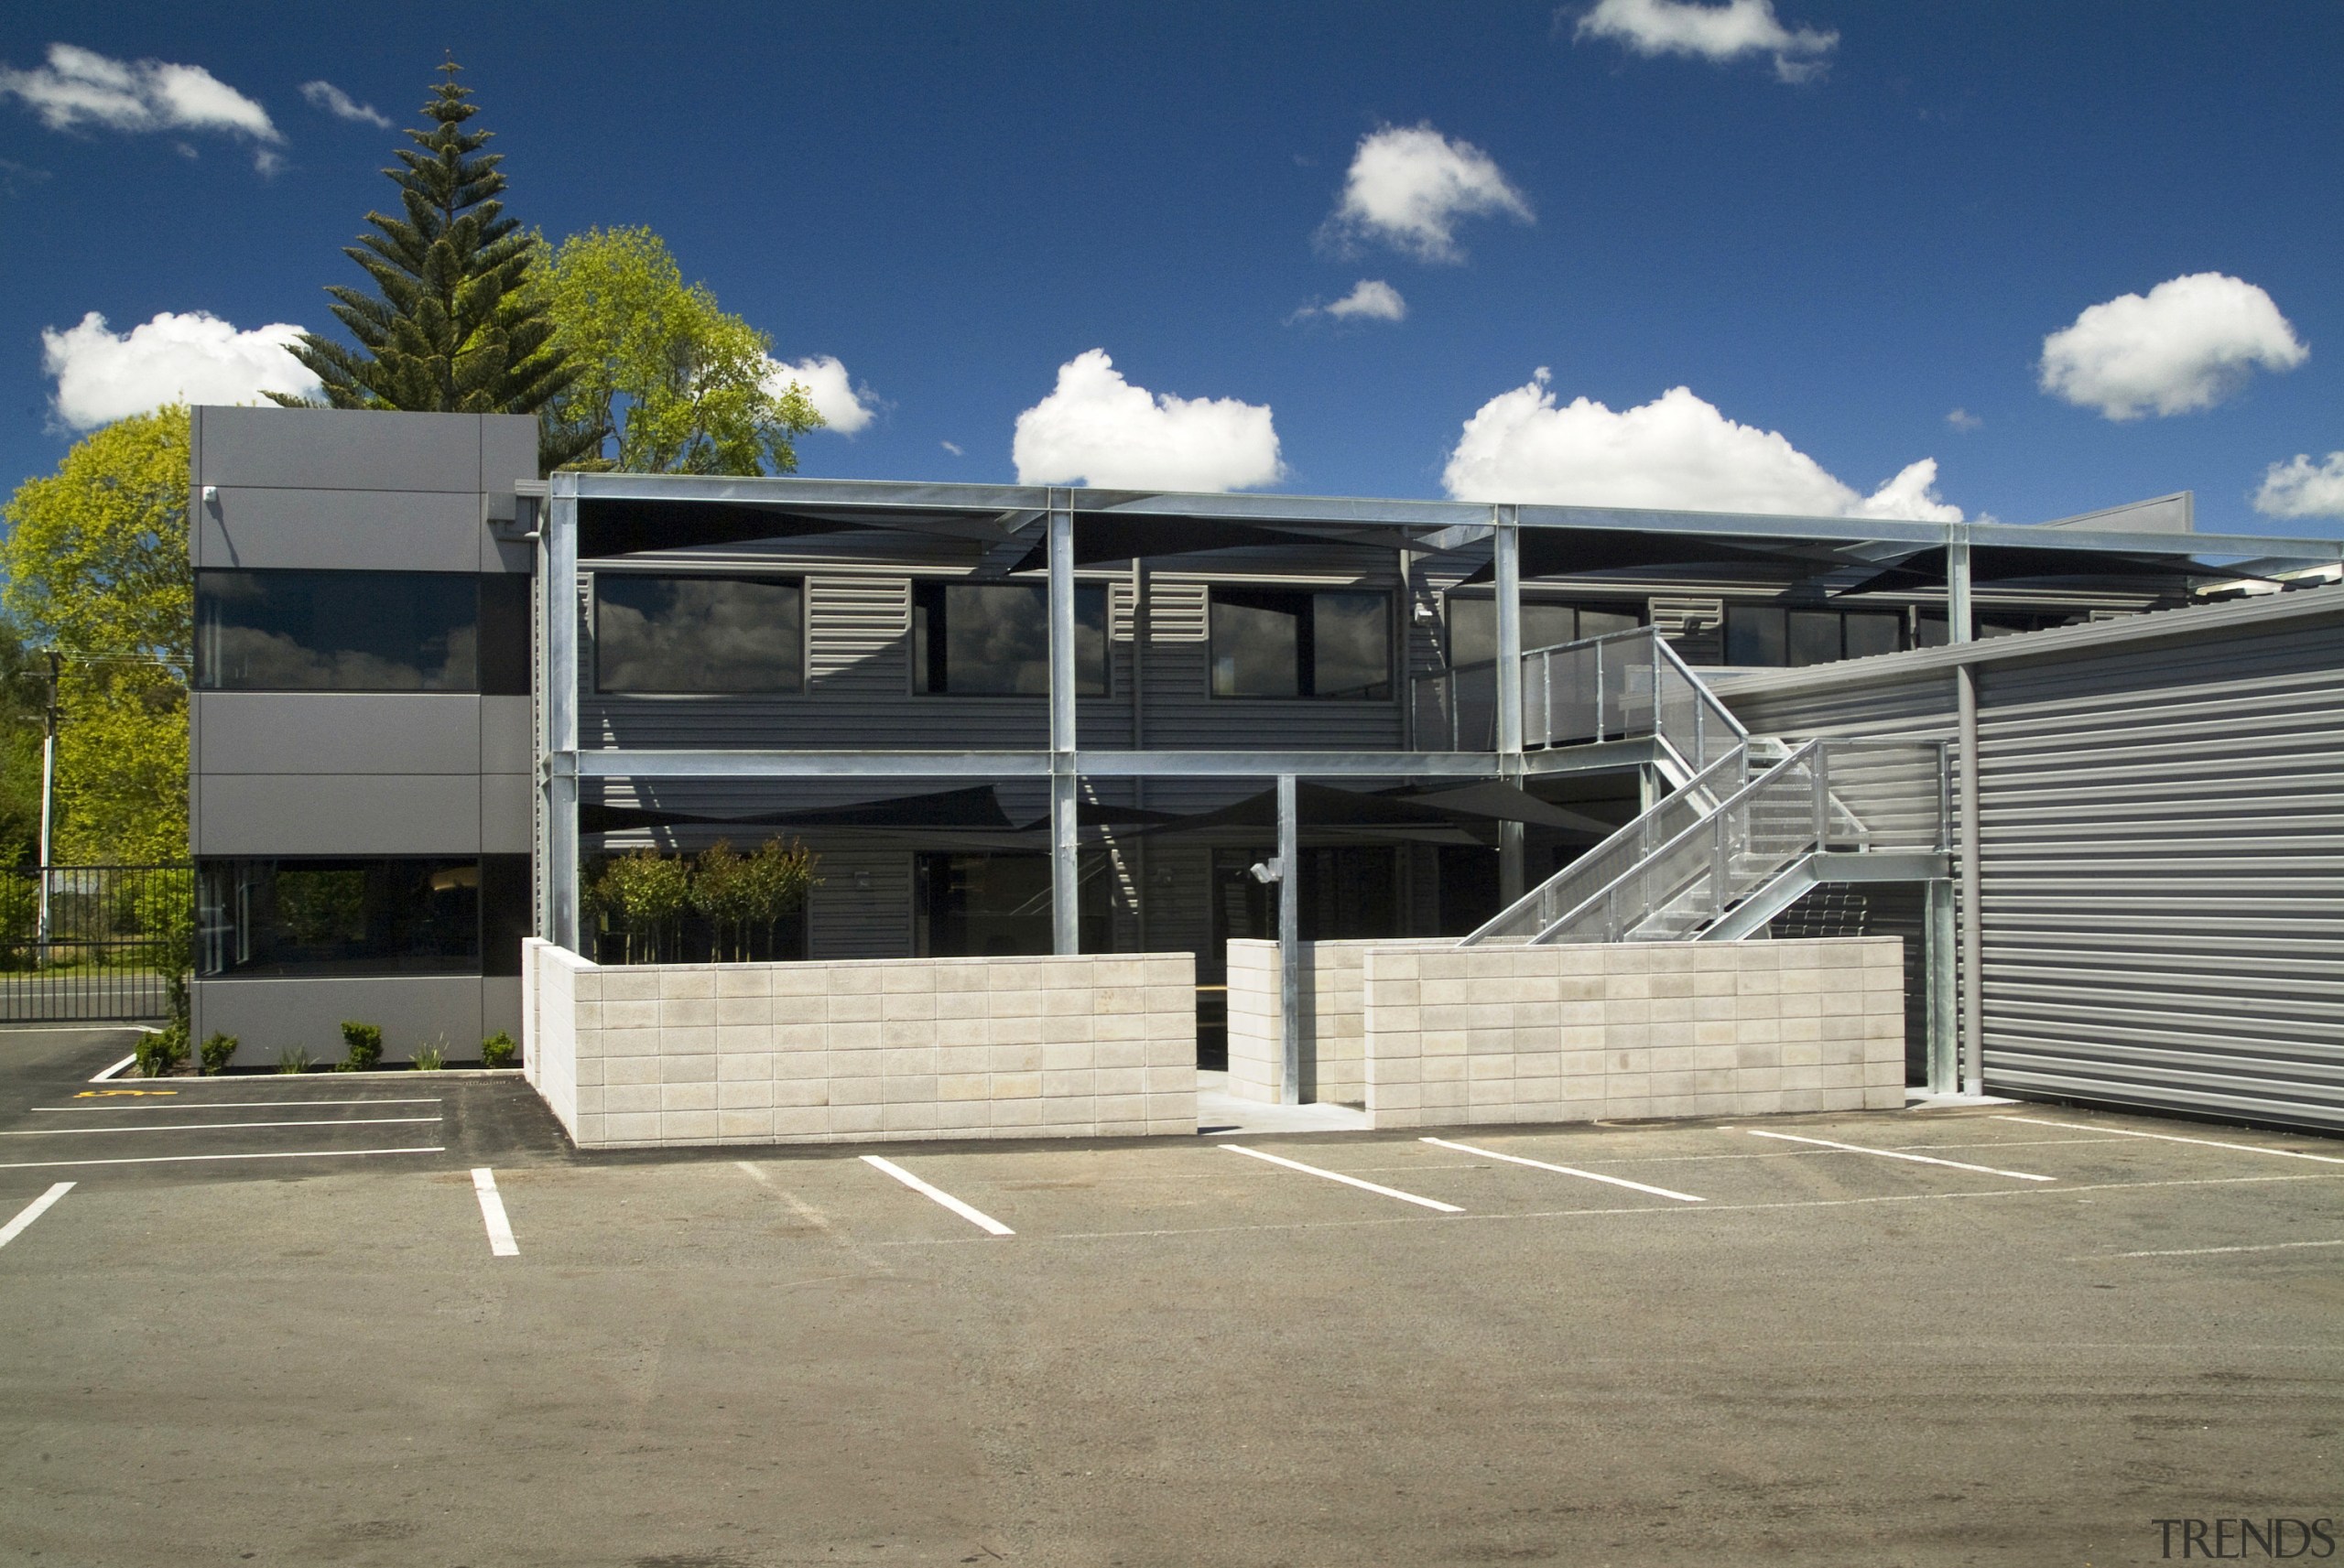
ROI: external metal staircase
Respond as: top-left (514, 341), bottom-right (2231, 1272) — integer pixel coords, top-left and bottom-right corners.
top-left (1432, 629), bottom-right (1950, 948)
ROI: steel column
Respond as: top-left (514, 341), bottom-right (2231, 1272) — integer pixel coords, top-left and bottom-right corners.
top-left (1493, 506), bottom-right (1525, 905)
top-left (1948, 535), bottom-right (1974, 646)
top-left (1926, 877), bottom-right (1959, 1093)
top-left (1047, 495), bottom-right (1080, 955)
top-left (1276, 772), bottom-right (1301, 1105)
top-left (544, 481), bottom-right (581, 953)
top-left (1955, 661), bottom-right (1985, 1096)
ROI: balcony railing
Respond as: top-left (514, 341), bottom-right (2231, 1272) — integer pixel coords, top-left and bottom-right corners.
top-left (1411, 625), bottom-right (1747, 775)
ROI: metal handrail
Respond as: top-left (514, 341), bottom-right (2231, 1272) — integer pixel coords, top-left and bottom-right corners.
top-left (1412, 625), bottom-right (1748, 769)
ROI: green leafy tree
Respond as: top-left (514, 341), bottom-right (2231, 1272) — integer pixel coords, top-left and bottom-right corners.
top-left (539, 226), bottom-right (823, 474)
top-left (0, 406), bottom-right (190, 864)
top-left (591, 847), bottom-right (691, 963)
top-left (270, 60), bottom-right (587, 471)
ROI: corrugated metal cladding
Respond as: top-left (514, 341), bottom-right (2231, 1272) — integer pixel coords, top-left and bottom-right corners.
top-left (1718, 669), bottom-right (1958, 742)
top-left (1976, 617), bottom-right (2344, 1131)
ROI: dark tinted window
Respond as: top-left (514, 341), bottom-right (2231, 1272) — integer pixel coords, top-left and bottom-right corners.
top-left (595, 575), bottom-right (803, 694)
top-left (1787, 611), bottom-right (1842, 667)
top-left (1725, 605), bottom-right (1787, 665)
top-left (1211, 587), bottom-right (1391, 699)
top-left (1445, 599), bottom-right (1642, 666)
top-left (479, 576), bottom-right (532, 697)
top-left (197, 859), bottom-right (483, 977)
top-left (1727, 605), bottom-right (1912, 667)
top-left (1843, 612), bottom-right (1902, 660)
top-left (913, 851), bottom-right (1113, 956)
top-left (911, 582), bottom-right (1107, 695)
top-left (197, 570), bottom-right (478, 691)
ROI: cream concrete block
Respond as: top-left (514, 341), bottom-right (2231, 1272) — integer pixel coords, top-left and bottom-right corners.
top-left (930, 1099), bottom-right (992, 1130)
top-left (1780, 1063), bottom-right (1821, 1090)
top-left (1368, 979), bottom-right (1420, 1007)
top-left (1647, 1046), bottom-right (1693, 1074)
top-left (1780, 969), bottom-right (1823, 996)
top-left (1420, 979), bottom-right (1470, 1008)
top-left (827, 1021), bottom-right (882, 1051)
top-left (1822, 1014), bottom-right (1868, 1043)
top-left (1094, 1065), bottom-right (1145, 1098)
top-left (1094, 1011), bottom-right (1147, 1042)
top-left (1422, 1054), bottom-right (1468, 1085)
top-left (986, 962), bottom-right (1043, 992)
top-left (774, 1077), bottom-right (830, 1108)
top-left (1692, 1044), bottom-right (1738, 1071)
top-left (880, 1046), bottom-right (939, 1076)
top-left (601, 968), bottom-right (659, 1001)
top-left (1649, 974), bottom-right (1696, 1001)
top-left (936, 1044), bottom-right (989, 1076)
top-left (988, 989), bottom-right (1042, 1020)
top-left (660, 1079), bottom-right (718, 1111)
top-left (1422, 1030), bottom-right (1469, 1057)
top-left (936, 989), bottom-right (989, 1021)
top-left (714, 1026), bottom-right (773, 1058)
top-left (712, 966), bottom-right (771, 998)
top-left (1093, 986), bottom-right (1145, 1015)
top-left (828, 964), bottom-right (884, 995)
top-left (652, 968), bottom-right (711, 1000)
top-left (1043, 1068), bottom-right (1094, 1098)
top-left (1691, 1022), bottom-right (1737, 1048)
top-left (602, 1111), bottom-right (660, 1143)
top-left (1651, 998), bottom-right (1697, 1026)
top-left (1036, 1039), bottom-right (1091, 1072)
top-left (881, 1075), bottom-right (939, 1104)
top-left (880, 1020), bottom-right (938, 1050)
top-left (1819, 1064), bottom-right (1863, 1091)
top-left (1145, 956), bottom-right (1194, 985)
top-left (1036, 1014), bottom-right (1095, 1045)
top-left (1693, 996), bottom-right (1739, 1023)
top-left (826, 992), bottom-right (884, 1024)
top-left (1143, 1064), bottom-right (1194, 1094)
top-left (990, 1098), bottom-right (1044, 1127)
top-left (718, 1079), bottom-right (775, 1109)
top-left (1465, 1054), bottom-right (1513, 1082)
top-left (830, 1075), bottom-right (882, 1105)
top-left (770, 994), bottom-right (824, 1027)
top-left (934, 1016), bottom-right (992, 1049)
top-left (717, 1053), bottom-right (772, 1082)
top-left (603, 1054), bottom-right (658, 1087)
top-left (772, 1106), bottom-right (829, 1137)
top-left (989, 1043), bottom-right (1044, 1074)
top-left (1094, 1093), bottom-right (1145, 1125)
top-left (883, 991), bottom-right (938, 1022)
top-left (572, 1001), bottom-right (604, 1033)
top-left (655, 1053), bottom-right (713, 1084)
top-left (1093, 1038), bottom-right (1145, 1070)
top-left (988, 1070), bottom-right (1042, 1099)
top-left (1863, 1084), bottom-right (1904, 1109)
top-left (1780, 991), bottom-right (1823, 1020)
top-left (881, 1102), bottom-right (942, 1133)
top-left (878, 963), bottom-right (935, 993)
top-left (712, 997), bottom-right (770, 1028)
top-left (573, 1086), bottom-right (605, 1117)
top-left (1735, 969), bottom-right (1783, 996)
top-left (1148, 1031), bottom-right (1196, 1065)
top-left (660, 996), bottom-right (715, 1029)
top-left (1143, 985), bottom-right (1188, 1013)
top-left (1819, 990), bottom-right (1861, 1018)
top-left (830, 1103), bottom-right (884, 1134)
top-left (771, 965), bottom-right (829, 996)
top-left (766, 1021), bottom-right (824, 1052)
top-left (939, 1073), bottom-right (990, 1101)
top-left (602, 999), bottom-right (659, 1031)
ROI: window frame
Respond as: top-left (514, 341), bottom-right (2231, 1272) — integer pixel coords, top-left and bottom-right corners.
top-left (907, 579), bottom-right (1110, 698)
top-left (195, 855), bottom-right (527, 979)
top-left (194, 568), bottom-right (484, 694)
top-left (590, 571), bottom-right (808, 697)
top-left (1440, 593), bottom-right (1648, 670)
top-left (1207, 584), bottom-right (1396, 701)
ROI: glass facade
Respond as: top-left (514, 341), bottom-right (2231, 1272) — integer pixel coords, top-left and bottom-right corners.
top-left (196, 570), bottom-right (481, 691)
top-left (1725, 606), bottom-right (1909, 667)
top-left (1210, 588), bottom-right (1393, 699)
top-left (910, 582), bottom-right (1107, 696)
top-left (595, 575), bottom-right (805, 694)
top-left (197, 857), bottom-right (530, 978)
top-left (913, 851), bottom-right (1113, 956)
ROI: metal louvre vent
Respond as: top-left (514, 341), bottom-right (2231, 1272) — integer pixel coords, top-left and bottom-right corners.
top-left (1976, 624), bottom-right (2344, 1131)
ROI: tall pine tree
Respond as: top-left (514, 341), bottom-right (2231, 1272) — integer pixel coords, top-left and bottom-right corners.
top-left (273, 60), bottom-right (591, 470)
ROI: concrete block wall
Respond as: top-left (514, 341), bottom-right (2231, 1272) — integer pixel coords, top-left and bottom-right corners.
top-left (1362, 937), bottom-right (1904, 1129)
top-left (523, 940), bottom-right (1199, 1149)
top-left (1226, 938), bottom-right (1425, 1106)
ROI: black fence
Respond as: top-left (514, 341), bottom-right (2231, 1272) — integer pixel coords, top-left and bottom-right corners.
top-left (0, 863), bottom-right (193, 1022)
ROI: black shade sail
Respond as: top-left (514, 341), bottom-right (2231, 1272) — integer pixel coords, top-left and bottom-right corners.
top-left (1007, 514), bottom-right (1337, 573)
top-left (582, 784), bottom-right (1015, 834)
top-left (1456, 527), bottom-right (1835, 586)
top-left (1831, 544), bottom-right (2234, 598)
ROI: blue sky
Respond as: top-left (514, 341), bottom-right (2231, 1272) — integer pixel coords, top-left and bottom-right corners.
top-left (3, 1), bottom-right (2340, 536)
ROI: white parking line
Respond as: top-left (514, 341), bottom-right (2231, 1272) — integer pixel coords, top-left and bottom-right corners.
top-left (89, 1054), bottom-right (136, 1083)
top-left (0, 1183), bottom-right (74, 1249)
top-left (2, 1117), bottom-right (441, 1137)
top-left (36, 1098), bottom-right (444, 1111)
top-left (2094, 1238), bottom-right (2344, 1260)
top-left (1420, 1137), bottom-right (1705, 1202)
top-left (1747, 1130), bottom-right (2055, 1182)
top-left (1222, 1144), bottom-right (1464, 1213)
top-left (1999, 1116), bottom-right (2344, 1166)
top-left (861, 1155), bottom-right (1015, 1236)
top-left (0, 1146), bottom-right (444, 1172)
top-left (472, 1168), bottom-right (520, 1257)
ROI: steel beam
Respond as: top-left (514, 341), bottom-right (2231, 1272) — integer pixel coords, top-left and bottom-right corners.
top-left (1926, 878), bottom-right (1958, 1093)
top-left (568, 748), bottom-right (1522, 780)
top-left (1277, 773), bottom-right (1301, 1106)
top-left (1948, 536), bottom-right (1974, 645)
top-left (1048, 496), bottom-right (1080, 956)
top-left (1493, 507), bottom-right (1525, 905)
top-left (545, 481), bottom-right (581, 952)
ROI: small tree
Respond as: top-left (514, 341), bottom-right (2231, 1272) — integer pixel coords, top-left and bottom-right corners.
top-left (593, 847), bottom-right (690, 963)
top-left (689, 840), bottom-right (756, 961)
top-left (739, 838), bottom-right (818, 959)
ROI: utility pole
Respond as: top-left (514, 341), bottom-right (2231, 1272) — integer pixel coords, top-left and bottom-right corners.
top-left (36, 650), bottom-right (60, 967)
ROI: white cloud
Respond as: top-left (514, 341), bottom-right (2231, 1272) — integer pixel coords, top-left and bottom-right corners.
top-left (1576, 0), bottom-right (1838, 83)
top-left (939, 440), bottom-right (964, 458)
top-left (1945, 407), bottom-right (1982, 431)
top-left (1322, 124), bottom-right (1531, 264)
top-left (2038, 272), bottom-right (2307, 420)
top-left (298, 79), bottom-right (388, 128)
top-left (1012, 350), bottom-right (1284, 492)
top-left (40, 309), bottom-right (320, 429)
top-left (763, 354), bottom-right (875, 435)
top-left (0, 43), bottom-right (283, 170)
top-left (1296, 279), bottom-right (1407, 324)
top-left (1441, 373), bottom-right (1961, 521)
top-left (2253, 451), bottom-right (2344, 521)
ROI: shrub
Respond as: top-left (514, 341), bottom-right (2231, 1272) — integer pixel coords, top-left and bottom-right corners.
top-left (339, 1020), bottom-right (383, 1073)
top-left (135, 1022), bottom-right (189, 1077)
top-left (198, 1032), bottom-right (239, 1075)
top-left (592, 847), bottom-right (691, 963)
top-left (480, 1031), bottom-right (517, 1069)
top-left (411, 1041), bottom-right (446, 1072)
top-left (277, 1046), bottom-right (311, 1074)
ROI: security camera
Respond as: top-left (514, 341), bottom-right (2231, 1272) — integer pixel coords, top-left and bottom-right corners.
top-left (1247, 858), bottom-right (1284, 884)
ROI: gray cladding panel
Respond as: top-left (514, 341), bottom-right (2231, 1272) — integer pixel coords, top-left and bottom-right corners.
top-left (808, 849), bottom-right (912, 959)
top-left (482, 773), bottom-right (533, 854)
top-left (201, 487), bottom-right (484, 572)
top-left (1720, 674), bottom-right (1958, 742)
top-left (481, 697), bottom-right (534, 773)
top-left (195, 406), bottom-right (483, 492)
top-left (1974, 619), bottom-right (2344, 1131)
top-left (196, 774), bottom-right (483, 856)
top-left (192, 976), bottom-right (485, 1065)
top-left (196, 693), bottom-right (482, 775)
top-left (478, 415), bottom-right (539, 493)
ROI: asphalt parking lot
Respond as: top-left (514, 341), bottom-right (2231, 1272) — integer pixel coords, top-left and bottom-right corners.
top-left (0, 1025), bottom-right (2339, 1567)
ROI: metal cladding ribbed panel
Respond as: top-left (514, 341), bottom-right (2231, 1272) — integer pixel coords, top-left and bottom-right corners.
top-left (1976, 619), bottom-right (2344, 1131)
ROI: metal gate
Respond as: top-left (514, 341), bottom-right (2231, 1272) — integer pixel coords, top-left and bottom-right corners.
top-left (0, 864), bottom-right (193, 1022)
